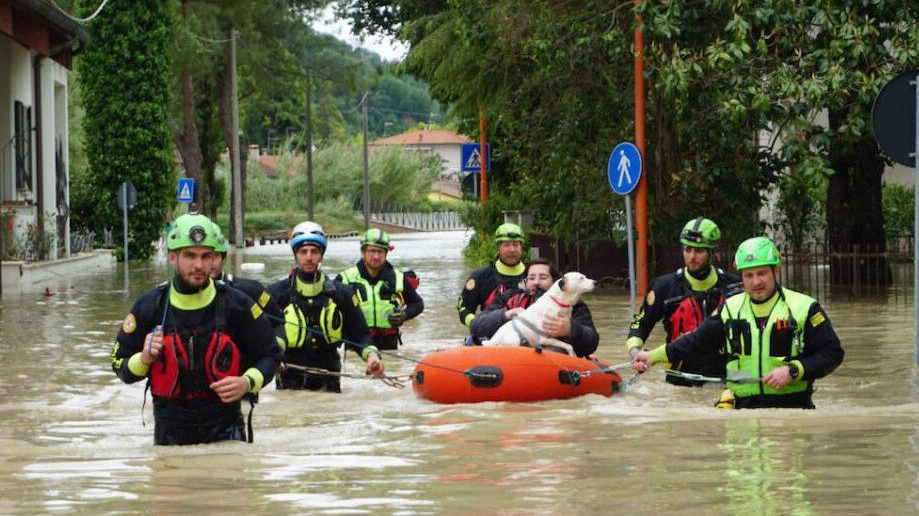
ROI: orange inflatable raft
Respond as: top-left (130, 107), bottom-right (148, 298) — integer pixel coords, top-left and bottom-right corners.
top-left (412, 346), bottom-right (623, 404)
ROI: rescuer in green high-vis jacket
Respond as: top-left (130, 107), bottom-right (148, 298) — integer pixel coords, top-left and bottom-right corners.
top-left (631, 236), bottom-right (844, 409)
top-left (337, 228), bottom-right (424, 350)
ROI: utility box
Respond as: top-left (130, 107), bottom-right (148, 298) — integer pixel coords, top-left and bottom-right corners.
top-left (502, 210), bottom-right (532, 229)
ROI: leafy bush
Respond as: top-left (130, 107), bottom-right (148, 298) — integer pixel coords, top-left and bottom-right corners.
top-left (883, 183), bottom-right (914, 249)
top-left (76, 0), bottom-right (175, 260)
top-left (1, 209), bottom-right (17, 260)
top-left (772, 158), bottom-right (828, 252)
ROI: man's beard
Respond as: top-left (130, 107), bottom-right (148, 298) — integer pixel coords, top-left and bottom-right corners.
top-left (174, 269), bottom-right (208, 292)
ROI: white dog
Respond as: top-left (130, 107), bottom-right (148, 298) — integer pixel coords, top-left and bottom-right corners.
top-left (485, 271), bottom-right (596, 356)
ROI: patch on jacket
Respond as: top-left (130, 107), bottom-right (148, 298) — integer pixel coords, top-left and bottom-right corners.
top-left (122, 313), bottom-right (137, 334)
top-left (810, 311), bottom-right (826, 328)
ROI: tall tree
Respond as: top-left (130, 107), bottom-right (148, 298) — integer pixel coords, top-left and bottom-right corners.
top-left (77, 0), bottom-right (175, 260)
top-left (347, 0), bottom-right (919, 285)
top-left (639, 0), bottom-right (919, 282)
top-left (172, 1), bottom-right (294, 219)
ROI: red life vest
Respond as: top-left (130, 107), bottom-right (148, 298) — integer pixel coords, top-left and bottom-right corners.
top-left (149, 291), bottom-right (242, 400)
top-left (484, 284), bottom-right (511, 309)
top-left (150, 332), bottom-right (241, 400)
top-left (667, 291), bottom-right (726, 341)
top-left (504, 290), bottom-right (536, 310)
top-left (667, 297), bottom-right (704, 341)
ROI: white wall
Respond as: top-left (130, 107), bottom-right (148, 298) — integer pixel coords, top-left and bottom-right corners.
top-left (1, 34), bottom-right (75, 260)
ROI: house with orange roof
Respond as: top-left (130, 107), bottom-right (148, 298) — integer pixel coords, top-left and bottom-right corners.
top-left (370, 128), bottom-right (473, 181)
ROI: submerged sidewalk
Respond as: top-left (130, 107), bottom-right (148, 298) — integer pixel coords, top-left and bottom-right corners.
top-left (1, 250), bottom-right (115, 295)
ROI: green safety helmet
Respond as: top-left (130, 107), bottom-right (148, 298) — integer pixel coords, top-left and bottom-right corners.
top-left (679, 217), bottom-right (721, 249)
top-left (166, 213), bottom-right (219, 251)
top-left (734, 236), bottom-right (781, 270)
top-left (210, 221), bottom-right (228, 254)
top-left (360, 228), bottom-right (391, 251)
top-left (495, 222), bottom-right (525, 244)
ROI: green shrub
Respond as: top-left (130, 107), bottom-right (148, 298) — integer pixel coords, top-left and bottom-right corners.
top-left (883, 183), bottom-right (914, 248)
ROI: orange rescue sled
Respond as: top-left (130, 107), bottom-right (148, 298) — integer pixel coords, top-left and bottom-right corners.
top-left (412, 346), bottom-right (623, 404)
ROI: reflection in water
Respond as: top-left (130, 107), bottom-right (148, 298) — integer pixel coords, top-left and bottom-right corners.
top-left (719, 419), bottom-right (812, 516)
top-left (1, 230), bottom-right (919, 514)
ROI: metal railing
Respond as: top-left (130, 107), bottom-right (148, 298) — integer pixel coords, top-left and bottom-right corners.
top-left (369, 211), bottom-right (466, 231)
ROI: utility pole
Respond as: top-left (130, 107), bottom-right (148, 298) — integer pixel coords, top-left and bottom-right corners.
top-left (634, 0), bottom-right (648, 299)
top-left (229, 28), bottom-right (243, 248)
top-left (305, 72), bottom-right (314, 220)
top-left (362, 92), bottom-right (370, 229)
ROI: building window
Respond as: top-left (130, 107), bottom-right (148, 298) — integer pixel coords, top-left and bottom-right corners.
top-left (14, 100), bottom-right (33, 195)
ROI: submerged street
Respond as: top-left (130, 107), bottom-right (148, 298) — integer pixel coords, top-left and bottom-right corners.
top-left (0, 229), bottom-right (917, 514)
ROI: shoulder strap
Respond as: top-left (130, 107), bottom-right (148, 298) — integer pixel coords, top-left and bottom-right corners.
top-left (215, 282), bottom-right (227, 332)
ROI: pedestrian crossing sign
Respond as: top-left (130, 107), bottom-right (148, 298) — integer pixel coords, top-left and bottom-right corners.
top-left (177, 178), bottom-right (195, 203)
top-left (461, 143), bottom-right (490, 172)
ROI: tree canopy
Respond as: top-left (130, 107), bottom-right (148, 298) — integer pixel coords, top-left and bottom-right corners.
top-left (75, 0), bottom-right (175, 260)
top-left (71, 0), bottom-right (443, 254)
top-left (342, 0), bottom-right (919, 258)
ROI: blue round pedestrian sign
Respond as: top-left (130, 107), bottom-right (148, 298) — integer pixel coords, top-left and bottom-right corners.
top-left (608, 142), bottom-right (642, 195)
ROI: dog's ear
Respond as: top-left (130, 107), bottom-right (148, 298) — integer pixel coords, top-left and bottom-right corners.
top-left (558, 277), bottom-right (566, 290)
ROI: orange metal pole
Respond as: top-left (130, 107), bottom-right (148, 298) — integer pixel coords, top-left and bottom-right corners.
top-left (634, 0), bottom-right (648, 300)
top-left (479, 108), bottom-right (488, 203)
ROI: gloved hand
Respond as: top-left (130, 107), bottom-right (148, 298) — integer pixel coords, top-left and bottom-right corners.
top-left (387, 311), bottom-right (406, 327)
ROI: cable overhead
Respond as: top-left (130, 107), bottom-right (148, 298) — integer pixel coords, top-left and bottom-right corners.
top-left (50, 0), bottom-right (112, 23)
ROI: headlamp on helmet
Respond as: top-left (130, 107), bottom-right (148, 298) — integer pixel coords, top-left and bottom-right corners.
top-left (679, 217), bottom-right (721, 249)
top-left (167, 213), bottom-right (219, 251)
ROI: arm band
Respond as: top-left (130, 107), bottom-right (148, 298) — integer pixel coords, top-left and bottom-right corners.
top-left (648, 345), bottom-right (669, 365)
top-left (361, 345), bottom-right (381, 361)
top-left (127, 353), bottom-right (150, 377)
top-left (625, 336), bottom-right (645, 354)
top-left (242, 368), bottom-right (264, 393)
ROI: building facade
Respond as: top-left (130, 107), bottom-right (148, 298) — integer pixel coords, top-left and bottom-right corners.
top-left (1, 0), bottom-right (87, 262)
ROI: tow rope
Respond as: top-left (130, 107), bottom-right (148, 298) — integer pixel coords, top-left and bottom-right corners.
top-left (279, 362), bottom-right (409, 389)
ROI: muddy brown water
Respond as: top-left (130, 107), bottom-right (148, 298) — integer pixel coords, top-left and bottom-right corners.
top-left (0, 230), bottom-right (916, 514)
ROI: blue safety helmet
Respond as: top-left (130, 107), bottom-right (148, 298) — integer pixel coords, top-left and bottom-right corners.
top-left (289, 221), bottom-right (327, 255)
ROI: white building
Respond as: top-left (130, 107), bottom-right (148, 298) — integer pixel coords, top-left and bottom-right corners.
top-left (1, 0), bottom-right (87, 262)
top-left (370, 128), bottom-right (473, 181)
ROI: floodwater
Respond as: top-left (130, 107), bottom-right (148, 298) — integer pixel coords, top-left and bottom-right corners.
top-left (1, 230), bottom-right (918, 515)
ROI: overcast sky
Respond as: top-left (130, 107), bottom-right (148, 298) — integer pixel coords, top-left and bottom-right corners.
top-left (312, 6), bottom-right (408, 62)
